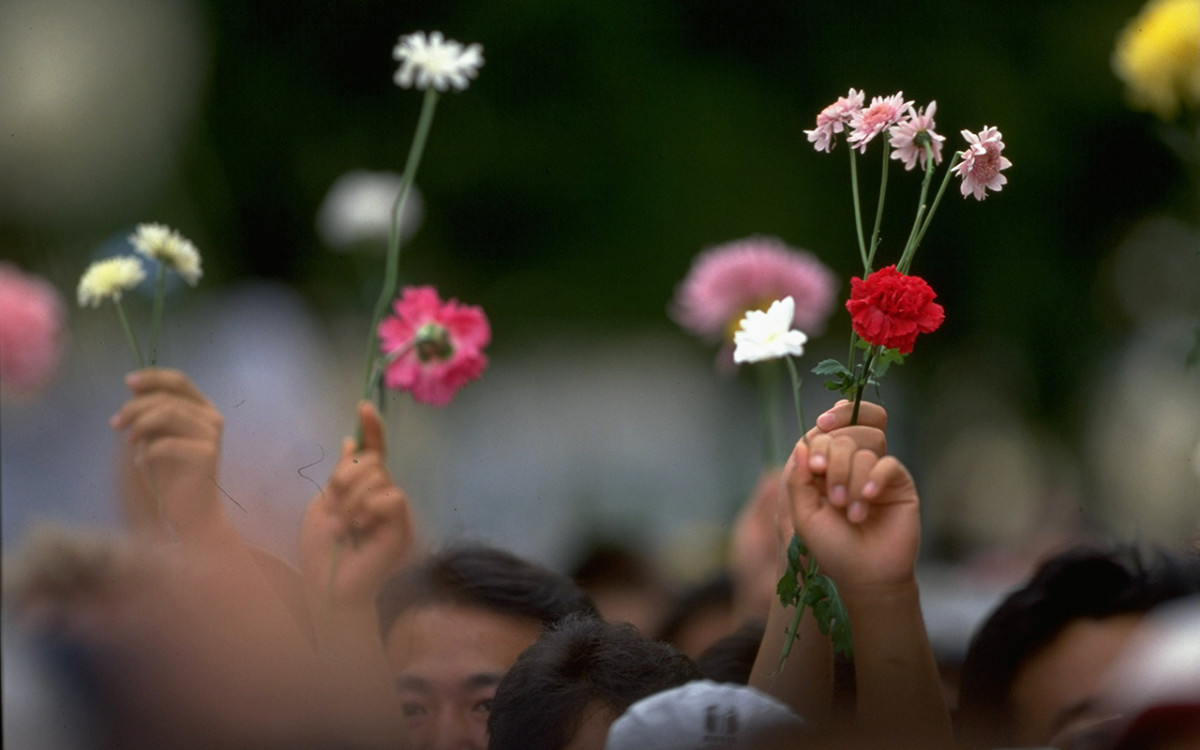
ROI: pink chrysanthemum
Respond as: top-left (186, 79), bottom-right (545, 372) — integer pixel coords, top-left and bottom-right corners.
top-left (671, 237), bottom-right (839, 348)
top-left (378, 285), bottom-right (491, 406)
top-left (805, 88), bottom-right (865, 153)
top-left (953, 126), bottom-right (1012, 200)
top-left (0, 263), bottom-right (66, 398)
top-left (888, 101), bottom-right (946, 171)
top-left (848, 92), bottom-right (914, 153)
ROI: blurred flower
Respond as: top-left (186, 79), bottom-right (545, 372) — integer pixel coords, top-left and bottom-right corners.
top-left (848, 92), bottom-right (913, 153)
top-left (953, 127), bottom-right (1012, 200)
top-left (1112, 0), bottom-right (1200, 120)
top-left (316, 170), bottom-right (425, 250)
top-left (671, 237), bottom-right (838, 347)
top-left (846, 265), bottom-right (944, 355)
top-left (128, 223), bottom-right (202, 285)
top-left (0, 263), bottom-right (66, 397)
top-left (805, 88), bottom-right (864, 153)
top-left (77, 256), bottom-right (145, 307)
top-left (378, 286), bottom-right (490, 406)
top-left (732, 297), bottom-right (808, 364)
top-left (889, 101), bottom-right (946, 171)
top-left (392, 31), bottom-right (484, 92)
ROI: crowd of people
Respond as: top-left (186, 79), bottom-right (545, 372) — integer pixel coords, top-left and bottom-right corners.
top-left (3, 368), bottom-right (1198, 749)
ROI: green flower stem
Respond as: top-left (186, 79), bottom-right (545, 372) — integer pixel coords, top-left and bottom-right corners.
top-left (849, 147), bottom-right (868, 273)
top-left (866, 142), bottom-right (891, 272)
top-left (850, 345), bottom-right (878, 426)
top-left (360, 87), bottom-right (441, 404)
top-left (897, 143), bottom-right (939, 274)
top-left (783, 355), bottom-right (808, 447)
top-left (756, 361), bottom-right (786, 467)
top-left (777, 598), bottom-right (805, 674)
top-left (149, 265), bottom-right (166, 367)
top-left (113, 299), bottom-right (146, 369)
top-left (909, 151), bottom-right (962, 262)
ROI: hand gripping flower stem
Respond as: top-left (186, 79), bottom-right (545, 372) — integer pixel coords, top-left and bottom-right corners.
top-left (360, 88), bottom-right (441, 405)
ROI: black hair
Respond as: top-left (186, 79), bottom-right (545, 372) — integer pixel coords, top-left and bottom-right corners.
top-left (487, 613), bottom-right (702, 750)
top-left (654, 571), bottom-right (733, 647)
top-left (695, 618), bottom-right (765, 685)
top-left (955, 543), bottom-right (1200, 747)
top-left (376, 543), bottom-right (596, 639)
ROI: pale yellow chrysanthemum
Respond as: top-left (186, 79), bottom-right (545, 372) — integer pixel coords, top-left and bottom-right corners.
top-left (129, 223), bottom-right (203, 285)
top-left (1112, 0), bottom-right (1200, 120)
top-left (77, 257), bottom-right (146, 308)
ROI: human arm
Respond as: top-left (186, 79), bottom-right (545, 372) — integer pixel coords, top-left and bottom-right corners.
top-left (747, 400), bottom-right (888, 728)
top-left (786, 421), bottom-right (952, 747)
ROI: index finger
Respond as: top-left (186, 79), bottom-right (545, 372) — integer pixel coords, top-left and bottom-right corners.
top-left (812, 399), bottom-right (887, 434)
top-left (357, 401), bottom-right (387, 455)
top-left (125, 368), bottom-right (209, 403)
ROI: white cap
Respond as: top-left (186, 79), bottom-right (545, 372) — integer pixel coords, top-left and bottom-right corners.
top-left (604, 680), bottom-right (804, 750)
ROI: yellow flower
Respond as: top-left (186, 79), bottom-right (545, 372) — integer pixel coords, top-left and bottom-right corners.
top-left (77, 257), bottom-right (145, 307)
top-left (1112, 0), bottom-right (1200, 120)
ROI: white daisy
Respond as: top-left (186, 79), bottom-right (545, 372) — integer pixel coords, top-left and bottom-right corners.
top-left (732, 297), bottom-right (808, 364)
top-left (77, 256), bottom-right (146, 308)
top-left (128, 223), bottom-right (202, 285)
top-left (392, 31), bottom-right (484, 92)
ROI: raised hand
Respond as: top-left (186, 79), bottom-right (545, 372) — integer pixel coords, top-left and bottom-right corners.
top-left (110, 368), bottom-right (229, 542)
top-left (299, 401), bottom-right (418, 613)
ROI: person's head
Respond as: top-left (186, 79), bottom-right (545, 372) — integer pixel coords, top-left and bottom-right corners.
top-left (654, 572), bottom-right (736, 659)
top-left (955, 543), bottom-right (1200, 748)
top-left (487, 613), bottom-right (701, 750)
top-left (603, 680), bottom-right (804, 750)
top-left (376, 544), bottom-right (595, 750)
top-left (694, 619), bottom-right (765, 685)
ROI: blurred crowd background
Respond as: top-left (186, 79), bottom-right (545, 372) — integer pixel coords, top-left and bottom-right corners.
top-left (2, 0), bottom-right (1198, 650)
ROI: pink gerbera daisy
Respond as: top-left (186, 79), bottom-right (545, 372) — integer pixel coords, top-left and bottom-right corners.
top-left (888, 101), bottom-right (946, 171)
top-left (953, 126), bottom-right (1012, 200)
top-left (378, 285), bottom-right (491, 406)
top-left (0, 263), bottom-right (66, 398)
top-left (671, 236), bottom-right (839, 352)
top-left (848, 91), bottom-right (913, 153)
top-left (805, 88), bottom-right (865, 153)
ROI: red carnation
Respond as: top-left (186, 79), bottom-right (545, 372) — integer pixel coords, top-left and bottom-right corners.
top-left (845, 265), bottom-right (944, 354)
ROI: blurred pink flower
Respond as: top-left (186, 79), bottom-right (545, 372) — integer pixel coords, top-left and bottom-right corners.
top-left (378, 285), bottom-right (490, 406)
top-left (805, 88), bottom-right (864, 153)
top-left (953, 126), bottom-right (1012, 200)
top-left (888, 101), bottom-right (946, 171)
top-left (671, 237), bottom-right (839, 350)
top-left (848, 91), bottom-right (913, 153)
top-left (0, 263), bottom-right (67, 398)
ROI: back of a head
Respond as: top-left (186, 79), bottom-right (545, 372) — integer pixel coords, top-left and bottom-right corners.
top-left (488, 613), bottom-right (701, 750)
top-left (955, 543), bottom-right (1200, 747)
top-left (376, 543), bottom-right (596, 638)
top-left (603, 680), bottom-right (804, 750)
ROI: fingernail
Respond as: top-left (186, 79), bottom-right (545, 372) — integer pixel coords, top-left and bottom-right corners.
top-left (829, 485), bottom-right (847, 506)
top-left (862, 480), bottom-right (878, 497)
top-left (817, 411), bottom-right (838, 431)
top-left (848, 501), bottom-right (867, 523)
top-left (808, 453), bottom-right (827, 472)
top-left (125, 372), bottom-right (141, 388)
top-left (109, 414), bottom-right (121, 428)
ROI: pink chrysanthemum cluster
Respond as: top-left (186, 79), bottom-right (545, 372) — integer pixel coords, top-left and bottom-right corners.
top-left (0, 263), bottom-right (66, 398)
top-left (806, 89), bottom-right (1010, 199)
top-left (378, 285), bottom-right (491, 406)
top-left (671, 237), bottom-right (839, 345)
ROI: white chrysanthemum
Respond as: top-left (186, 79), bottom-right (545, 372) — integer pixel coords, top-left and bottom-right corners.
top-left (77, 256), bottom-right (146, 308)
top-left (128, 223), bottom-right (202, 285)
top-left (732, 297), bottom-right (808, 364)
top-left (392, 31), bottom-right (484, 92)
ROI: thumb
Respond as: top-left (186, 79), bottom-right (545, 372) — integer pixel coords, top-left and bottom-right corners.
top-left (358, 401), bottom-right (387, 455)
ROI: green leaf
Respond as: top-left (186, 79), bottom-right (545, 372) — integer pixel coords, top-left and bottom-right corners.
top-left (812, 359), bottom-right (852, 377)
